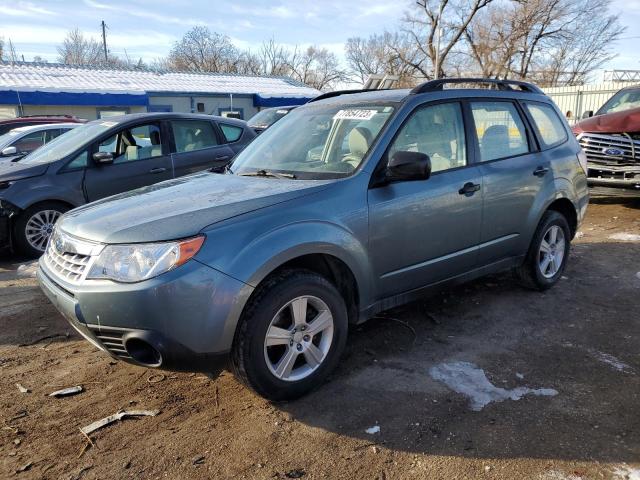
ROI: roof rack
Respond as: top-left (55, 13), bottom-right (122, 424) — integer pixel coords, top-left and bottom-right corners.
top-left (410, 78), bottom-right (543, 95)
top-left (308, 89), bottom-right (380, 103)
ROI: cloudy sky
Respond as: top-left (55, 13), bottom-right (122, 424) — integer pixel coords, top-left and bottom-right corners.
top-left (0, 0), bottom-right (638, 81)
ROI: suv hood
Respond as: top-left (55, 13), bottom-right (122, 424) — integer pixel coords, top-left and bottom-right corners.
top-left (59, 172), bottom-right (331, 244)
top-left (0, 161), bottom-right (48, 182)
top-left (573, 107), bottom-right (640, 134)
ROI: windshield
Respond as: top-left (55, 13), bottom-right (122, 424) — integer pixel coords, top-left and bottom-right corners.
top-left (248, 108), bottom-right (291, 128)
top-left (597, 88), bottom-right (640, 115)
top-left (231, 103), bottom-right (395, 179)
top-left (20, 120), bottom-right (118, 165)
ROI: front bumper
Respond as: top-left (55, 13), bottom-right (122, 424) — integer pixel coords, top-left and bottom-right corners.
top-left (37, 257), bottom-right (253, 373)
top-left (587, 164), bottom-right (640, 190)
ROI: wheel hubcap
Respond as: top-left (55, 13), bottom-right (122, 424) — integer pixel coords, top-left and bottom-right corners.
top-left (263, 295), bottom-right (334, 382)
top-left (538, 225), bottom-right (566, 279)
top-left (25, 209), bottom-right (61, 252)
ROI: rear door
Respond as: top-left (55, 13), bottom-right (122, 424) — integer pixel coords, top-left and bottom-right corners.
top-left (169, 119), bottom-right (234, 176)
top-left (469, 99), bottom-right (554, 264)
top-left (84, 121), bottom-right (173, 201)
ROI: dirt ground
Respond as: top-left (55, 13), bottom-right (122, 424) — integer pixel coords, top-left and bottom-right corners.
top-left (1, 198), bottom-right (639, 480)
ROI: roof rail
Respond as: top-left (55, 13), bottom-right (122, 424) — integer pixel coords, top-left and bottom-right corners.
top-left (410, 78), bottom-right (544, 95)
top-left (308, 89), bottom-right (380, 103)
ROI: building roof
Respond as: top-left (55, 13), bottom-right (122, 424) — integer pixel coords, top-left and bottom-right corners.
top-left (0, 62), bottom-right (321, 99)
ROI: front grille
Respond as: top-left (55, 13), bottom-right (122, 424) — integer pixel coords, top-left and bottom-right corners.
top-left (89, 326), bottom-right (132, 360)
top-left (43, 228), bottom-right (101, 284)
top-left (579, 133), bottom-right (640, 166)
top-left (44, 247), bottom-right (91, 282)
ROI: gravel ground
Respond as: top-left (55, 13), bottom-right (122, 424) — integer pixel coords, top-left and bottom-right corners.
top-left (1, 198), bottom-right (639, 480)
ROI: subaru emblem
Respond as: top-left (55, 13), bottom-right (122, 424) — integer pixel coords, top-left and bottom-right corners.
top-left (602, 147), bottom-right (624, 156)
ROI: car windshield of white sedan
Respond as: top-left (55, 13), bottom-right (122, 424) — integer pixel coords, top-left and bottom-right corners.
top-left (20, 121), bottom-right (117, 165)
top-left (231, 104), bottom-right (395, 179)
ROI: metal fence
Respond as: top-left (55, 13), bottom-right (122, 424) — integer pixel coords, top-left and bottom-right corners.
top-left (543, 82), bottom-right (639, 125)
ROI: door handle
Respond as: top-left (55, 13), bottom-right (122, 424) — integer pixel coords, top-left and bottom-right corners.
top-left (533, 166), bottom-right (549, 177)
top-left (149, 167), bottom-right (167, 174)
top-left (458, 182), bottom-right (481, 196)
top-left (215, 155), bottom-right (230, 161)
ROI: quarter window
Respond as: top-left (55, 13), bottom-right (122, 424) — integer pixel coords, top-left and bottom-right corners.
top-left (66, 150), bottom-right (88, 170)
top-left (171, 120), bottom-right (218, 153)
top-left (98, 124), bottom-right (163, 164)
top-left (220, 123), bottom-right (243, 143)
top-left (389, 102), bottom-right (467, 173)
top-left (471, 102), bottom-right (530, 162)
top-left (524, 103), bottom-right (567, 148)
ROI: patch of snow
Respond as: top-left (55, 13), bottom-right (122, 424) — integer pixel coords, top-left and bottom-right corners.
top-left (16, 262), bottom-right (38, 278)
top-left (609, 233), bottom-right (640, 242)
top-left (593, 351), bottom-right (634, 373)
top-left (515, 373), bottom-right (524, 380)
top-left (575, 231), bottom-right (584, 238)
top-left (636, 272), bottom-right (640, 280)
top-left (613, 465), bottom-right (640, 480)
top-left (429, 361), bottom-right (558, 411)
top-left (365, 425), bottom-right (380, 435)
top-left (539, 471), bottom-right (582, 480)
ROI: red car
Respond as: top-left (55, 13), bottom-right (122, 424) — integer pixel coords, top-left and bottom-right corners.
top-left (0, 115), bottom-right (86, 136)
top-left (573, 86), bottom-right (640, 194)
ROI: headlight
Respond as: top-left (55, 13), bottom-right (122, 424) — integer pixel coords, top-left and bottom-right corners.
top-left (86, 236), bottom-right (204, 283)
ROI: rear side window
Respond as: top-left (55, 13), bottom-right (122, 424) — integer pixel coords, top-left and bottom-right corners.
top-left (172, 120), bottom-right (218, 153)
top-left (220, 123), bottom-right (243, 143)
top-left (470, 102), bottom-right (530, 162)
top-left (524, 103), bottom-right (567, 148)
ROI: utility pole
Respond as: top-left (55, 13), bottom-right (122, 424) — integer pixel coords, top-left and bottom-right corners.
top-left (101, 20), bottom-right (108, 63)
top-left (433, 1), bottom-right (444, 80)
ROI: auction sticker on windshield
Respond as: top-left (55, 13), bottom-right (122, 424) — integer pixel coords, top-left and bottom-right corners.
top-left (333, 109), bottom-right (378, 121)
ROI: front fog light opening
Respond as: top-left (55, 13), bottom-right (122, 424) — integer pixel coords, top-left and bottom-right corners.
top-left (125, 338), bottom-right (162, 367)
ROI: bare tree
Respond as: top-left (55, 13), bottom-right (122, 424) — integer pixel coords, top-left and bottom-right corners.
top-left (166, 26), bottom-right (243, 72)
top-left (345, 32), bottom-right (424, 86)
top-left (286, 46), bottom-right (346, 91)
top-left (258, 38), bottom-right (293, 76)
top-left (463, 0), bottom-right (624, 85)
top-left (402, 0), bottom-right (495, 78)
top-left (57, 29), bottom-right (104, 65)
top-left (0, 38), bottom-right (4, 62)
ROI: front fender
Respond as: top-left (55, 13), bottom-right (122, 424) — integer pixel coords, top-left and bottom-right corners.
top-left (198, 220), bottom-right (374, 310)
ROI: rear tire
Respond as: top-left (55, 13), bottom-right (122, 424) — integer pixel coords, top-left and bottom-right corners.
top-left (231, 269), bottom-right (348, 401)
top-left (515, 210), bottom-right (571, 290)
top-left (13, 202), bottom-right (69, 258)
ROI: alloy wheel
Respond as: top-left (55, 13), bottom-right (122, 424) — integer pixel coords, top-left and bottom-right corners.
top-left (25, 209), bottom-right (61, 252)
top-left (538, 225), bottom-right (566, 279)
top-left (263, 295), bottom-right (334, 382)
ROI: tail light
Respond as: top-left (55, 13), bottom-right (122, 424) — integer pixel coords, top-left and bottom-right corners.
top-left (577, 148), bottom-right (588, 174)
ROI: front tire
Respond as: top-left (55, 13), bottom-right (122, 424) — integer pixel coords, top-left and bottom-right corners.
top-left (231, 269), bottom-right (348, 401)
top-left (13, 202), bottom-right (69, 258)
top-left (515, 210), bottom-right (571, 290)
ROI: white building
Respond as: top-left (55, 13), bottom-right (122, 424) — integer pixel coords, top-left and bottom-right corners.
top-left (0, 62), bottom-right (321, 121)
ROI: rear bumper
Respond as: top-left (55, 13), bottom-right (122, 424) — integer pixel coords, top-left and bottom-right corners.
top-left (37, 257), bottom-right (253, 373)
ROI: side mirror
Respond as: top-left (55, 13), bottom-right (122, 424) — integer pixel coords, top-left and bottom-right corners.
top-left (582, 110), bottom-right (594, 119)
top-left (1, 146), bottom-right (17, 156)
top-left (385, 151), bottom-right (431, 182)
top-left (93, 151), bottom-right (114, 165)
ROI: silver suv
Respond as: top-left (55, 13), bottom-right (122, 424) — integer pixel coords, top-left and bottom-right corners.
top-left (38, 79), bottom-right (589, 400)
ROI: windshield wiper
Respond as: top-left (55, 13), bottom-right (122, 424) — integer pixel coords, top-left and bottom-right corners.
top-left (238, 169), bottom-right (296, 179)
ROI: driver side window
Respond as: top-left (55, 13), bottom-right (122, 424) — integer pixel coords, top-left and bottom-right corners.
top-left (98, 123), bottom-right (163, 164)
top-left (389, 102), bottom-right (467, 173)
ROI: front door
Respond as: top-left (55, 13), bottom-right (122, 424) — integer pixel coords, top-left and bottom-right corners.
top-left (84, 122), bottom-right (173, 201)
top-left (368, 101), bottom-right (483, 299)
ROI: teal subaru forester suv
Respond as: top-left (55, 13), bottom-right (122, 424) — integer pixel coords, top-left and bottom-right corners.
top-left (38, 79), bottom-right (589, 400)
